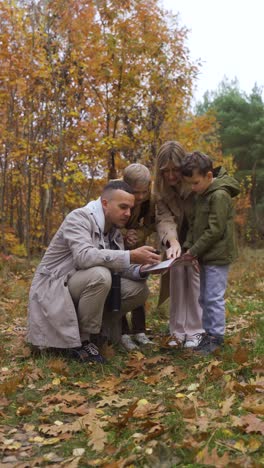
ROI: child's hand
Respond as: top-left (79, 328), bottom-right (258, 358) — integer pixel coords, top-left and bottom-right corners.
top-left (125, 229), bottom-right (138, 248)
top-left (182, 251), bottom-right (199, 273)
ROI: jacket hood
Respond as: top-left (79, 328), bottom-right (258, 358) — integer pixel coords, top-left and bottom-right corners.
top-left (204, 166), bottom-right (240, 198)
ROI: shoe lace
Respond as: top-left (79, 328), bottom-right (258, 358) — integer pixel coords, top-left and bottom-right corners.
top-left (198, 333), bottom-right (211, 346)
top-left (191, 333), bottom-right (204, 340)
top-left (83, 342), bottom-right (100, 356)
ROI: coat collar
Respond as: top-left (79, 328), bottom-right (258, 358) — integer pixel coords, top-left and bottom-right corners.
top-left (85, 198), bottom-right (105, 233)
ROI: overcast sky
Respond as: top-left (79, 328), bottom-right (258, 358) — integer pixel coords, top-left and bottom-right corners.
top-left (161, 0), bottom-right (264, 103)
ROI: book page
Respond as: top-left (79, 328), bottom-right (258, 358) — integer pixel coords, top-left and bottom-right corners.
top-left (141, 255), bottom-right (194, 274)
top-left (142, 258), bottom-right (175, 273)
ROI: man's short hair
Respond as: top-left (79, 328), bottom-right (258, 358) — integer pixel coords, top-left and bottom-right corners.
top-left (101, 180), bottom-right (134, 199)
top-left (123, 163), bottom-right (151, 187)
top-left (181, 151), bottom-right (213, 177)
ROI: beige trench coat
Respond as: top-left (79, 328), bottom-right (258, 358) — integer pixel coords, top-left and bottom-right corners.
top-left (155, 183), bottom-right (194, 305)
top-left (27, 198), bottom-right (143, 349)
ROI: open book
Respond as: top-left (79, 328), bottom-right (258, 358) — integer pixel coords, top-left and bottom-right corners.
top-left (142, 255), bottom-right (193, 274)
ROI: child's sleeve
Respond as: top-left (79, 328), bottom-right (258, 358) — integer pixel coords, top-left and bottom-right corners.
top-left (189, 191), bottom-right (231, 258)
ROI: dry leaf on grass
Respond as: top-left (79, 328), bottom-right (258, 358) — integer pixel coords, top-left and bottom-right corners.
top-left (196, 446), bottom-right (229, 466)
top-left (231, 413), bottom-right (264, 435)
top-left (220, 393), bottom-right (236, 416)
top-left (96, 395), bottom-right (132, 408)
top-left (39, 408), bottom-right (108, 451)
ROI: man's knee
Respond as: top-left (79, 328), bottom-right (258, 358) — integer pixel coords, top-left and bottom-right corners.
top-left (92, 267), bottom-right (112, 292)
top-left (122, 279), bottom-right (149, 305)
top-left (69, 266), bottom-right (112, 301)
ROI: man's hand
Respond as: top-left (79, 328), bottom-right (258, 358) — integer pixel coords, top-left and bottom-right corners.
top-left (166, 239), bottom-right (181, 259)
top-left (125, 229), bottom-right (138, 248)
top-left (130, 246), bottom-right (161, 265)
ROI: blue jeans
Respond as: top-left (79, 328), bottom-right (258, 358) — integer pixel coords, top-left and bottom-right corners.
top-left (199, 265), bottom-right (230, 337)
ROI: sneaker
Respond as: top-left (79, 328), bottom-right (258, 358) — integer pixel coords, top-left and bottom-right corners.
top-left (82, 341), bottom-right (106, 363)
top-left (184, 333), bottom-right (204, 348)
top-left (168, 334), bottom-right (185, 347)
top-left (195, 335), bottom-right (224, 355)
top-left (194, 333), bottom-right (211, 351)
top-left (90, 333), bottom-right (108, 348)
top-left (121, 334), bottom-right (139, 352)
top-left (134, 333), bottom-right (154, 345)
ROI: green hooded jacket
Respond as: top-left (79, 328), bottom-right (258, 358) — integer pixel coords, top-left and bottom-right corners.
top-left (184, 167), bottom-right (240, 265)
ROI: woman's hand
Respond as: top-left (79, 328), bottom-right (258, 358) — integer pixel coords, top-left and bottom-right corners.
top-left (166, 239), bottom-right (181, 259)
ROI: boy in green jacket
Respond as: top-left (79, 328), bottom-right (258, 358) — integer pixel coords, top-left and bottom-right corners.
top-left (181, 151), bottom-right (240, 354)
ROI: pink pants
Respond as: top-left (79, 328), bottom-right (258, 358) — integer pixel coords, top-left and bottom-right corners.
top-left (169, 264), bottom-right (204, 339)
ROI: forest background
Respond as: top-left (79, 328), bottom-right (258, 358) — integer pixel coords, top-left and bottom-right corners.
top-left (1, 0), bottom-right (264, 259)
top-left (1, 3), bottom-right (264, 465)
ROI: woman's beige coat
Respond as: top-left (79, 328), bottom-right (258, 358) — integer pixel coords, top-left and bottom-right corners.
top-left (155, 183), bottom-right (194, 305)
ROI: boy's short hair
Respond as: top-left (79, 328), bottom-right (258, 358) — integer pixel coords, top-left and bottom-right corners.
top-left (123, 163), bottom-right (151, 187)
top-left (102, 180), bottom-right (134, 198)
top-left (181, 151), bottom-right (213, 177)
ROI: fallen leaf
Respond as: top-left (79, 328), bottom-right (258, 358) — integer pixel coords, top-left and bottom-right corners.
top-left (221, 393), bottom-right (236, 416)
top-left (233, 346), bottom-right (249, 364)
top-left (73, 448), bottom-right (85, 456)
top-left (196, 446), bottom-right (229, 466)
top-left (231, 413), bottom-right (264, 435)
top-left (96, 395), bottom-right (132, 408)
top-left (39, 408), bottom-right (108, 451)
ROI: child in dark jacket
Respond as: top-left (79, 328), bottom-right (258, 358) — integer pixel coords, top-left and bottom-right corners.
top-left (120, 163), bottom-right (156, 351)
top-left (181, 151), bottom-right (240, 354)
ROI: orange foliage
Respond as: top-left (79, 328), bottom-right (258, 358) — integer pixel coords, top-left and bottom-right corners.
top-left (0, 0), bottom-right (250, 255)
top-left (0, 0), bottom-right (197, 254)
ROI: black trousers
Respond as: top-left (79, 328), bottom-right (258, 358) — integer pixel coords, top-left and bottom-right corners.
top-left (121, 305), bottom-right (146, 334)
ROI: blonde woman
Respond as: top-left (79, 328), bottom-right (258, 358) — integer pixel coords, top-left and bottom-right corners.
top-left (154, 141), bottom-right (204, 347)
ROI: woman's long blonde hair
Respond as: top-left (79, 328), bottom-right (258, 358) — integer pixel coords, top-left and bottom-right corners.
top-left (154, 141), bottom-right (186, 198)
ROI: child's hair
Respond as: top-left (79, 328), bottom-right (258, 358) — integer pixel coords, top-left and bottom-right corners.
top-left (123, 163), bottom-right (151, 187)
top-left (181, 151), bottom-right (213, 177)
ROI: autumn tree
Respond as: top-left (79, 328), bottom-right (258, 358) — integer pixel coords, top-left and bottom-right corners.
top-left (0, 0), bottom-right (198, 255)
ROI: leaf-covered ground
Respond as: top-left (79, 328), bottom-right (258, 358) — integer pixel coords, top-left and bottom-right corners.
top-left (0, 249), bottom-right (263, 467)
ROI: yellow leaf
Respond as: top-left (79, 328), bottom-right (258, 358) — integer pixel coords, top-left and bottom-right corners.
top-left (248, 438), bottom-right (262, 453)
top-left (52, 378), bottom-right (61, 385)
top-left (29, 436), bottom-right (44, 443)
top-left (176, 393), bottom-right (185, 398)
top-left (42, 437), bottom-right (61, 445)
top-left (234, 439), bottom-right (246, 453)
top-left (137, 399), bottom-right (148, 406)
top-left (5, 442), bottom-right (22, 450)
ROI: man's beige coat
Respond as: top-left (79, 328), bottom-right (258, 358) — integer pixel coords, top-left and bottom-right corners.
top-left (27, 199), bottom-right (143, 349)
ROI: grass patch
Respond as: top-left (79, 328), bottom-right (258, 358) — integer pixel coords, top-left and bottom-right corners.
top-left (0, 249), bottom-right (264, 466)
